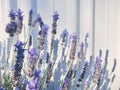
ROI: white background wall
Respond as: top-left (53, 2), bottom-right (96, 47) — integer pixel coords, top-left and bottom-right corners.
top-left (0, 0), bottom-right (120, 89)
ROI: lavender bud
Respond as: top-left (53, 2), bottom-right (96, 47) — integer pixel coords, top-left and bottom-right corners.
top-left (29, 35), bottom-right (32, 47)
top-left (16, 9), bottom-right (24, 33)
top-left (51, 11), bottom-right (59, 34)
top-left (9, 9), bottom-right (16, 20)
top-left (28, 9), bottom-right (33, 26)
top-left (53, 11), bottom-right (59, 21)
top-left (69, 33), bottom-right (78, 60)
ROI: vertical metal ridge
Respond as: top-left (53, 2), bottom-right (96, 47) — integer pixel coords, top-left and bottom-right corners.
top-left (76, 0), bottom-right (80, 43)
top-left (92, 0), bottom-right (95, 58)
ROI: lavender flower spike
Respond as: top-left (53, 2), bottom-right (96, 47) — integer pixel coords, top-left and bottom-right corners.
top-left (38, 24), bottom-right (49, 50)
top-left (71, 33), bottom-right (78, 42)
top-left (78, 42), bottom-right (84, 58)
top-left (92, 56), bottom-right (102, 83)
top-left (17, 9), bottom-right (24, 33)
top-left (17, 9), bottom-right (23, 21)
top-left (51, 11), bottom-right (59, 34)
top-left (12, 41), bottom-right (25, 87)
top-left (28, 9), bottom-right (33, 26)
top-left (28, 48), bottom-right (37, 77)
top-left (69, 33), bottom-right (78, 60)
top-left (9, 9), bottom-right (16, 20)
top-left (28, 69), bottom-right (40, 90)
top-left (6, 9), bottom-right (18, 37)
top-left (53, 11), bottom-right (59, 21)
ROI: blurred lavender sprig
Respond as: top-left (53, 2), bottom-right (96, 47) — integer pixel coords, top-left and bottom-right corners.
top-left (27, 48), bottom-right (37, 78)
top-left (28, 9), bottom-right (33, 26)
top-left (51, 11), bottom-right (59, 35)
top-left (12, 41), bottom-right (25, 88)
top-left (27, 69), bottom-right (40, 90)
top-left (16, 9), bottom-right (24, 34)
top-left (76, 61), bottom-right (89, 87)
top-left (38, 24), bottom-right (49, 50)
top-left (6, 10), bottom-right (17, 37)
top-left (92, 57), bottom-right (102, 83)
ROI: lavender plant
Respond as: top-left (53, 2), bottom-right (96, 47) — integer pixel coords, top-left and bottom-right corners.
top-left (0, 9), bottom-right (117, 90)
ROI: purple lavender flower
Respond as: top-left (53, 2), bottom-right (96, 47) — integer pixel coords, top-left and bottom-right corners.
top-left (37, 14), bottom-right (42, 24)
top-left (6, 9), bottom-right (18, 37)
top-left (9, 9), bottom-right (16, 20)
top-left (21, 80), bottom-right (28, 89)
top-left (71, 33), bottom-right (78, 42)
top-left (39, 24), bottom-right (49, 36)
top-left (17, 9), bottom-right (24, 21)
top-left (62, 32), bottom-right (67, 43)
top-left (28, 69), bottom-right (40, 90)
top-left (34, 69), bottom-right (40, 78)
top-left (76, 61), bottom-right (89, 87)
top-left (28, 48), bottom-right (37, 77)
top-left (38, 24), bottom-right (49, 50)
top-left (78, 42), bottom-right (84, 58)
top-left (93, 57), bottom-right (102, 83)
top-left (80, 42), bottom-right (84, 48)
top-left (69, 33), bottom-right (78, 60)
top-left (0, 88), bottom-right (4, 90)
top-left (51, 11), bottom-right (59, 34)
top-left (95, 57), bottom-right (102, 70)
top-left (12, 41), bottom-right (25, 87)
top-left (29, 9), bottom-right (33, 15)
top-left (16, 9), bottom-right (24, 33)
top-left (53, 11), bottom-right (59, 21)
top-left (32, 14), bottom-right (44, 28)
top-left (28, 9), bottom-right (33, 26)
top-left (5, 22), bottom-right (17, 37)
top-left (29, 35), bottom-right (32, 47)
top-left (46, 52), bottom-right (49, 63)
top-left (14, 40), bottom-right (25, 48)
top-left (28, 48), bottom-right (37, 57)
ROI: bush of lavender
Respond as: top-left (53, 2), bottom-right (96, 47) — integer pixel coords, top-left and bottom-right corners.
top-left (0, 9), bottom-right (117, 90)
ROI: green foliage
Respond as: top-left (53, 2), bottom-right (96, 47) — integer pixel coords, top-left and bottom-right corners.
top-left (3, 73), bottom-right (13, 90)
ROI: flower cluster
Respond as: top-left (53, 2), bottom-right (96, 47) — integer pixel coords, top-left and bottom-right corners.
top-left (28, 9), bottom-right (33, 26)
top-left (78, 42), bottom-right (84, 59)
top-left (61, 32), bottom-right (67, 44)
top-left (12, 41), bottom-right (25, 87)
top-left (16, 9), bottom-right (24, 34)
top-left (62, 69), bottom-right (74, 90)
top-left (2, 9), bottom-right (117, 90)
top-left (27, 69), bottom-right (40, 90)
top-left (51, 11), bottom-right (59, 34)
top-left (5, 9), bottom-right (24, 37)
top-left (46, 62), bottom-right (54, 84)
top-left (27, 48), bottom-right (37, 78)
top-left (69, 33), bottom-right (78, 60)
top-left (38, 24), bottom-right (49, 50)
top-left (5, 10), bottom-right (17, 37)
top-left (76, 61), bottom-right (89, 87)
top-left (92, 57), bottom-right (102, 83)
